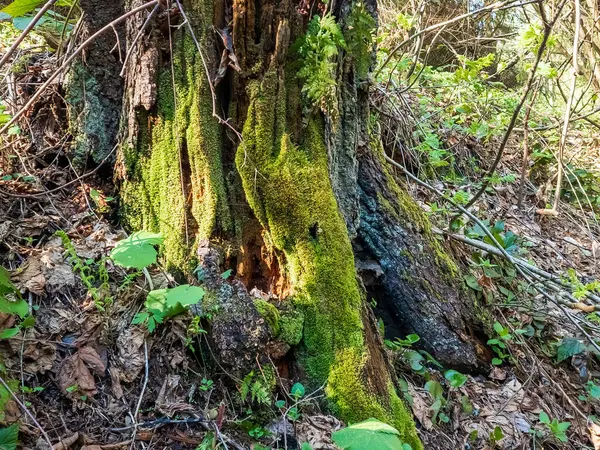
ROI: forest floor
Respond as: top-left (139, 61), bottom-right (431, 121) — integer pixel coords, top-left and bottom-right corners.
top-left (1, 55), bottom-right (600, 450)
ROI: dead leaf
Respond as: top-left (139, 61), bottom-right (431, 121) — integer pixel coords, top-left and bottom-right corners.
top-left (8, 333), bottom-right (56, 374)
top-left (489, 366), bottom-right (507, 381)
top-left (13, 256), bottom-right (45, 296)
top-left (155, 375), bottom-right (194, 417)
top-left (39, 245), bottom-right (76, 294)
top-left (52, 432), bottom-right (79, 450)
top-left (116, 327), bottom-right (146, 382)
top-left (590, 421), bottom-right (600, 450)
top-left (409, 385), bottom-right (434, 431)
top-left (58, 352), bottom-right (97, 397)
top-left (109, 367), bottom-right (124, 399)
top-left (78, 346), bottom-right (106, 376)
top-left (296, 415), bottom-right (344, 450)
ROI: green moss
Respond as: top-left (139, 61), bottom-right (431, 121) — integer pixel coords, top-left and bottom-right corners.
top-left (279, 307), bottom-right (304, 346)
top-left (327, 348), bottom-right (421, 450)
top-left (254, 299), bottom-right (281, 335)
top-left (236, 69), bottom-right (421, 449)
top-left (119, 3), bottom-right (231, 269)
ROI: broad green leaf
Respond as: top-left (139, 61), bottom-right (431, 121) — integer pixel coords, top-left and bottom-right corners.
top-left (2, 0), bottom-right (43, 16)
top-left (425, 380), bottom-right (443, 400)
top-left (0, 296), bottom-right (28, 319)
top-left (556, 338), bottom-right (584, 362)
top-left (539, 411), bottom-right (550, 424)
top-left (464, 274), bottom-right (481, 291)
top-left (332, 418), bottom-right (403, 450)
top-left (110, 231), bottom-right (164, 269)
top-left (444, 370), bottom-right (467, 388)
top-left (145, 285), bottom-right (204, 319)
top-left (163, 284), bottom-right (204, 308)
top-left (491, 426), bottom-right (504, 441)
top-left (12, 16), bottom-right (45, 30)
top-left (301, 443), bottom-right (313, 450)
top-left (403, 350), bottom-right (424, 371)
top-left (0, 328), bottom-right (19, 340)
top-left (0, 423), bottom-right (19, 450)
top-left (588, 383), bottom-right (600, 399)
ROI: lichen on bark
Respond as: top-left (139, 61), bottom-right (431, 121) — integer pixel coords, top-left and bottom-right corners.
top-left (236, 68), bottom-right (421, 449)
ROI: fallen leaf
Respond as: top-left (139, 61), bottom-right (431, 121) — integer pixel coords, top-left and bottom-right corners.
top-left (116, 327), bottom-right (146, 382)
top-left (58, 352), bottom-right (97, 397)
top-left (589, 421), bottom-right (600, 450)
top-left (78, 346), bottom-right (106, 376)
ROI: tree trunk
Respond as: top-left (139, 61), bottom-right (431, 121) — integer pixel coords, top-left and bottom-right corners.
top-left (107, 0), bottom-right (488, 446)
top-left (67, 0), bottom-right (125, 167)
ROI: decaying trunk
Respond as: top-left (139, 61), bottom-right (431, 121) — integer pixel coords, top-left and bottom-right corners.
top-left (94, 0), bottom-right (491, 446)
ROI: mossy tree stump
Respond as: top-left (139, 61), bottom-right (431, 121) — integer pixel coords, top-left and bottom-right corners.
top-left (93, 0), bottom-right (490, 447)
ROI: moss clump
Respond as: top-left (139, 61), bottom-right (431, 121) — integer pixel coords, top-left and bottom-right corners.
top-left (119, 4), bottom-right (230, 269)
top-left (253, 299), bottom-right (281, 335)
top-left (279, 307), bottom-right (304, 346)
top-left (236, 69), bottom-right (422, 449)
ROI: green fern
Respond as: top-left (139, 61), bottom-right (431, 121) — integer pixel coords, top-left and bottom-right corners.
top-left (345, 2), bottom-right (376, 79)
top-left (297, 13), bottom-right (346, 114)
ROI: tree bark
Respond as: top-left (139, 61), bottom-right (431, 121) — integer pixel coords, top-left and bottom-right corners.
top-left (106, 0), bottom-right (489, 446)
top-left (67, 0), bottom-right (125, 167)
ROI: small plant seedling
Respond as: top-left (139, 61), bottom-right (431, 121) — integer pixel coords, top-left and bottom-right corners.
top-left (539, 411), bottom-right (570, 443)
top-left (489, 426), bottom-right (504, 446)
top-left (199, 378), bottom-right (213, 391)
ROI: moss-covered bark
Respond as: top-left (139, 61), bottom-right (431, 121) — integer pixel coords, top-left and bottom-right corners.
top-left (236, 69), bottom-right (421, 448)
top-left (119, 2), bottom-right (230, 269)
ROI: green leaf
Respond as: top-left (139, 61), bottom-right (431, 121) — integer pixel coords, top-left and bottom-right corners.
top-left (110, 231), bottom-right (164, 269)
top-left (0, 296), bottom-right (28, 319)
top-left (2, 0), bottom-right (44, 17)
top-left (493, 321), bottom-right (504, 334)
top-left (291, 382), bottom-right (305, 399)
top-left (403, 350), bottom-right (424, 371)
top-left (556, 338), bottom-right (584, 362)
top-left (539, 411), bottom-right (550, 425)
top-left (491, 426), bottom-right (504, 441)
top-left (162, 285), bottom-right (204, 309)
top-left (143, 285), bottom-right (204, 326)
top-left (588, 383), bottom-right (600, 399)
top-left (0, 328), bottom-right (19, 340)
top-left (444, 370), bottom-right (467, 388)
top-left (492, 358), bottom-right (503, 365)
top-left (0, 267), bottom-right (16, 295)
top-left (301, 444), bottom-right (313, 450)
top-left (221, 269), bottom-right (232, 279)
top-left (424, 380), bottom-right (443, 400)
top-left (0, 423), bottom-right (19, 450)
top-left (464, 274), bottom-right (481, 291)
top-left (332, 418), bottom-right (403, 450)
